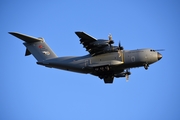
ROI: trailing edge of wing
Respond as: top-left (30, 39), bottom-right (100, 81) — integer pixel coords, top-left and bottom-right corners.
top-left (9, 32), bottom-right (43, 43)
top-left (88, 60), bottom-right (124, 67)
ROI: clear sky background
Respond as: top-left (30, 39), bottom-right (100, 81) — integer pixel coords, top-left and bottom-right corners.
top-left (1, 0), bottom-right (180, 120)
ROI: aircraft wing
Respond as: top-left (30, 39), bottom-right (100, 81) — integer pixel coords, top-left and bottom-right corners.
top-left (75, 31), bottom-right (112, 56)
top-left (75, 31), bottom-right (97, 42)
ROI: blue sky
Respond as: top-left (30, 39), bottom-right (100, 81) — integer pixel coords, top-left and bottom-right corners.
top-left (1, 0), bottom-right (180, 120)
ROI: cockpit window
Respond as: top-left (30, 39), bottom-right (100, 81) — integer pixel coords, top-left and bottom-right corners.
top-left (150, 49), bottom-right (155, 52)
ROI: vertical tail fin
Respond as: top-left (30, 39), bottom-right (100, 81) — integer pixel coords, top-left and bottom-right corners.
top-left (9, 32), bottom-right (57, 61)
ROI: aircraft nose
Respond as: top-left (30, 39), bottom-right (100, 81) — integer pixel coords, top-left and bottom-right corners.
top-left (157, 52), bottom-right (162, 60)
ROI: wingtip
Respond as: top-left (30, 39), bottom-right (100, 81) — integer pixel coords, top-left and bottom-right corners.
top-left (75, 31), bottom-right (82, 33)
top-left (75, 31), bottom-right (82, 35)
top-left (75, 31), bottom-right (83, 38)
top-left (8, 32), bottom-right (13, 34)
top-left (8, 32), bottom-right (18, 36)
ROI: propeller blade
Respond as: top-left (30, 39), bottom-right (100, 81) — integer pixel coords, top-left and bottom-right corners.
top-left (108, 34), bottom-right (112, 41)
top-left (118, 49), bottom-right (121, 57)
top-left (117, 41), bottom-right (124, 57)
top-left (125, 74), bottom-right (129, 82)
top-left (108, 34), bottom-right (114, 45)
top-left (125, 69), bottom-right (130, 82)
top-left (118, 41), bottom-right (123, 50)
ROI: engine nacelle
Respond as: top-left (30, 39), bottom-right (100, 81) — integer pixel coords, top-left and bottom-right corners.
top-left (114, 71), bottom-right (131, 78)
top-left (91, 40), bottom-right (109, 46)
top-left (114, 73), bottom-right (126, 78)
top-left (91, 39), bottom-right (114, 46)
top-left (102, 46), bottom-right (118, 52)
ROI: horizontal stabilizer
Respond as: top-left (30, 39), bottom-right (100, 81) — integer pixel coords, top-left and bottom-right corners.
top-left (25, 48), bottom-right (31, 56)
top-left (9, 32), bottom-right (43, 43)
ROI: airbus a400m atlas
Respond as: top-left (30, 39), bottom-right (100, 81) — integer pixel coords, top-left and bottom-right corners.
top-left (9, 31), bottom-right (162, 83)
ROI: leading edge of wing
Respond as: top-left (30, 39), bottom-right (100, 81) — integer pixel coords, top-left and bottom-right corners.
top-left (75, 31), bottom-right (96, 41)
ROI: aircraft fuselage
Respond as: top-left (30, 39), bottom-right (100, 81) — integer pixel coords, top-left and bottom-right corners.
top-left (37, 48), bottom-right (162, 76)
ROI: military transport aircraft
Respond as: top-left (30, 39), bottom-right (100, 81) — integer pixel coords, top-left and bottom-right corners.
top-left (9, 32), bottom-right (162, 83)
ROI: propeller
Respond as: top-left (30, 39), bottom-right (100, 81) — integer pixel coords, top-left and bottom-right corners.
top-left (125, 69), bottom-right (131, 82)
top-left (118, 41), bottom-right (124, 57)
top-left (108, 34), bottom-right (114, 45)
top-left (118, 41), bottom-right (124, 50)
